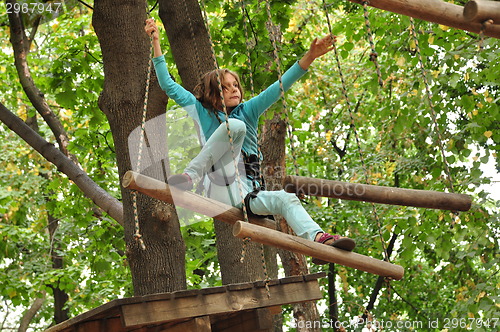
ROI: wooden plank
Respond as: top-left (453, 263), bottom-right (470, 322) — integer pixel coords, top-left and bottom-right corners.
top-left (233, 221), bottom-right (404, 280)
top-left (210, 310), bottom-right (270, 332)
top-left (463, 0), bottom-right (500, 23)
top-left (348, 0), bottom-right (500, 39)
top-left (284, 175), bottom-right (472, 211)
top-left (120, 279), bottom-right (322, 327)
top-left (45, 304), bottom-right (124, 332)
top-left (122, 171), bottom-right (276, 229)
top-left (161, 316), bottom-right (211, 332)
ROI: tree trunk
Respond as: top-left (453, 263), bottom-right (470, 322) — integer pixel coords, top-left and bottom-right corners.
top-left (260, 114), bottom-right (320, 331)
top-left (47, 212), bottom-right (69, 323)
top-left (92, 0), bottom-right (186, 295)
top-left (158, 0), bottom-right (276, 285)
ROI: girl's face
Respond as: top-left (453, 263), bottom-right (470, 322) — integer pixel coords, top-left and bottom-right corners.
top-left (222, 73), bottom-right (242, 109)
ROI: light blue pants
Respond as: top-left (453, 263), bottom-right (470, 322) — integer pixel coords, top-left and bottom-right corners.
top-left (184, 119), bottom-right (323, 241)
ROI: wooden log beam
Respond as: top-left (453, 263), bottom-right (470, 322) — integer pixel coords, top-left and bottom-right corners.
top-left (122, 170), bottom-right (276, 229)
top-left (233, 221), bottom-right (404, 280)
top-left (284, 175), bottom-right (472, 211)
top-left (464, 0), bottom-right (500, 24)
top-left (348, 0), bottom-right (500, 39)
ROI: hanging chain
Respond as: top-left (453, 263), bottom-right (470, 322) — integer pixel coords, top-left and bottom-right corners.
top-left (323, 0), bottom-right (390, 263)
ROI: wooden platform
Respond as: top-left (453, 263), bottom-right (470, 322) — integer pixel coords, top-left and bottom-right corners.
top-left (45, 273), bottom-right (325, 332)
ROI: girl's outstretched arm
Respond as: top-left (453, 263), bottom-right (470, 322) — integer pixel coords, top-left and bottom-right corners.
top-left (145, 18), bottom-right (163, 58)
top-left (298, 35), bottom-right (335, 70)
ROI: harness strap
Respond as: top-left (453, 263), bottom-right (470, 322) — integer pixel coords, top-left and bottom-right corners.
top-left (243, 188), bottom-right (273, 219)
top-left (205, 151), bottom-right (265, 191)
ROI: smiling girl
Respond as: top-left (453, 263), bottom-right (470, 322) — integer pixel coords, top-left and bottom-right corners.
top-left (144, 18), bottom-right (355, 263)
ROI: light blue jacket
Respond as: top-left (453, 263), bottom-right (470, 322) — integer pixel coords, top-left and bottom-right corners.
top-left (152, 55), bottom-right (307, 156)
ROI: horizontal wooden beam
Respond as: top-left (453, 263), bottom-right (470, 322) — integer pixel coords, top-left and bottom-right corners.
top-left (233, 221), bottom-right (404, 280)
top-left (348, 0), bottom-right (500, 39)
top-left (120, 276), bottom-right (323, 327)
top-left (122, 171), bottom-right (276, 229)
top-left (464, 0), bottom-right (500, 24)
top-left (284, 175), bottom-right (472, 211)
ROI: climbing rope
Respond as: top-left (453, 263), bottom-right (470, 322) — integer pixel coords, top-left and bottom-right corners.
top-left (130, 4), bottom-right (155, 251)
top-left (198, 0), bottom-right (271, 290)
top-left (263, 0), bottom-right (302, 177)
top-left (240, 2), bottom-right (256, 98)
top-left (478, 19), bottom-right (494, 51)
top-left (409, 18), bottom-right (460, 227)
top-left (361, 1), bottom-right (384, 87)
top-left (409, 19), bottom-right (455, 193)
top-left (322, 1), bottom-right (390, 263)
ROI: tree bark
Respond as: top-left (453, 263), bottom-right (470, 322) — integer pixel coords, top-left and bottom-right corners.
top-left (260, 114), bottom-right (320, 332)
top-left (92, 0), bottom-right (186, 295)
top-left (17, 292), bottom-right (46, 332)
top-left (349, 0), bottom-right (500, 38)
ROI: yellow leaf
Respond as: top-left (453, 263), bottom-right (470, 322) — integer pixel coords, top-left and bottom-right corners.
top-left (8, 290), bottom-right (17, 299)
top-left (397, 56), bottom-right (405, 67)
top-left (454, 54), bottom-right (460, 60)
top-left (428, 35), bottom-right (435, 44)
top-left (473, 109), bottom-right (479, 116)
top-left (326, 130), bottom-right (333, 142)
top-left (475, 291), bottom-right (486, 302)
top-left (468, 312), bottom-right (475, 318)
top-left (484, 131), bottom-right (493, 138)
top-left (439, 25), bottom-right (450, 31)
top-left (464, 72), bottom-right (469, 81)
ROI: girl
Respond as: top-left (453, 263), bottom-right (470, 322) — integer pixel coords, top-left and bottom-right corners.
top-left (144, 18), bottom-right (355, 264)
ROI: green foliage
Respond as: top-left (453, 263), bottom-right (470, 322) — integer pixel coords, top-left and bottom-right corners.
top-left (1, 2), bottom-right (129, 330)
top-left (284, 1), bottom-right (499, 330)
top-left (1, 0), bottom-right (499, 331)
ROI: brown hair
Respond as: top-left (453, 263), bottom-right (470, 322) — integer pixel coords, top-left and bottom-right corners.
top-left (193, 68), bottom-right (244, 114)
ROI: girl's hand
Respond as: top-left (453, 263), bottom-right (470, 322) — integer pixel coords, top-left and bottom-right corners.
top-left (145, 18), bottom-right (159, 41)
top-left (298, 34), bottom-right (336, 70)
top-left (308, 34), bottom-right (335, 59)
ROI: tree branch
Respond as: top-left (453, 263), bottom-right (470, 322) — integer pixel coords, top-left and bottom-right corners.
top-left (7, 0), bottom-right (72, 158)
top-left (363, 231), bottom-right (399, 319)
top-left (77, 0), bottom-right (94, 10)
top-left (0, 102), bottom-right (124, 225)
top-left (17, 292), bottom-right (46, 332)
